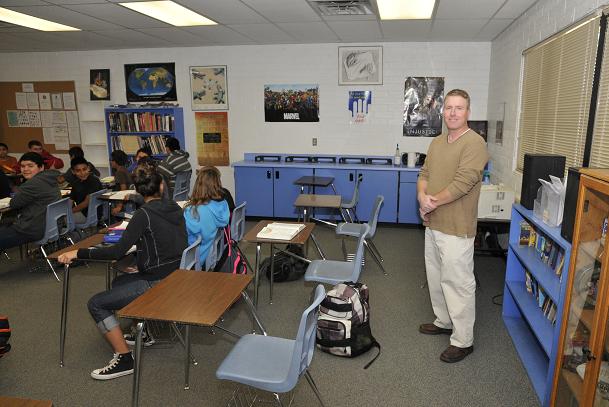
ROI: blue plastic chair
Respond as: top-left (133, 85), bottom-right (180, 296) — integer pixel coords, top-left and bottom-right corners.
top-left (304, 223), bottom-right (369, 285)
top-left (230, 201), bottom-right (247, 243)
top-left (180, 236), bottom-right (201, 271)
top-left (32, 197), bottom-right (75, 281)
top-left (204, 227), bottom-right (226, 271)
top-left (173, 170), bottom-right (192, 201)
top-left (340, 173), bottom-right (363, 222)
top-left (74, 188), bottom-right (108, 230)
top-left (216, 284), bottom-right (327, 407)
top-left (336, 195), bottom-right (387, 275)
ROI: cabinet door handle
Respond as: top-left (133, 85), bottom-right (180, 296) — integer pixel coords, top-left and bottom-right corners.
top-left (266, 170), bottom-right (271, 179)
top-left (349, 173), bottom-right (354, 182)
top-left (275, 170), bottom-right (280, 179)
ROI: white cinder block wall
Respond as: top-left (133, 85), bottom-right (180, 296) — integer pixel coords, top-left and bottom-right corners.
top-left (0, 42), bottom-right (490, 193)
top-left (487, 0), bottom-right (604, 196)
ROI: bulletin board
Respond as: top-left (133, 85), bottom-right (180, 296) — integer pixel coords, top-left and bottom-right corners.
top-left (0, 81), bottom-right (81, 154)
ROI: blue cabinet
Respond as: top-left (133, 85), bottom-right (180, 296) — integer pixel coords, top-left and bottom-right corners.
top-left (234, 166), bottom-right (273, 217)
top-left (356, 170), bottom-right (398, 223)
top-left (273, 167), bottom-right (313, 218)
top-left (398, 171), bottom-right (422, 224)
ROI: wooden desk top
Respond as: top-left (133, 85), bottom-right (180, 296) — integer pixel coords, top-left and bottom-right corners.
top-left (294, 193), bottom-right (341, 209)
top-left (243, 220), bottom-right (314, 244)
top-left (100, 191), bottom-right (140, 201)
top-left (0, 396), bottom-right (53, 407)
top-left (118, 270), bottom-right (253, 326)
top-left (293, 175), bottom-right (334, 187)
top-left (47, 234), bottom-right (105, 259)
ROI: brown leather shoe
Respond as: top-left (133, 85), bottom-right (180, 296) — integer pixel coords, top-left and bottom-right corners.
top-left (440, 345), bottom-right (474, 363)
top-left (419, 323), bottom-right (453, 335)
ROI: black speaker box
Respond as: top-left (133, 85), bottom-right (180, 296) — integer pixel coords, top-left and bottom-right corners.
top-left (561, 167), bottom-right (582, 243)
top-left (521, 154), bottom-right (566, 209)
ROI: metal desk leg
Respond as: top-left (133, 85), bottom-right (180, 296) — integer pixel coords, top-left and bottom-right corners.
top-left (241, 291), bottom-right (267, 336)
top-left (59, 264), bottom-right (70, 367)
top-left (269, 243), bottom-right (274, 304)
top-left (184, 325), bottom-right (191, 390)
top-left (252, 243), bottom-right (261, 333)
top-left (309, 233), bottom-right (326, 260)
top-left (106, 263), bottom-right (111, 290)
top-left (132, 321), bottom-right (145, 407)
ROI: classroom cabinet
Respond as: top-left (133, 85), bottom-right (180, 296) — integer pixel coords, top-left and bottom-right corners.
top-left (356, 170), bottom-right (398, 222)
top-left (399, 171), bottom-right (422, 224)
top-left (552, 168), bottom-right (609, 407)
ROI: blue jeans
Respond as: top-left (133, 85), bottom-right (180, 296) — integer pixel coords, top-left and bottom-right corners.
top-left (87, 273), bottom-right (159, 334)
top-left (0, 226), bottom-right (36, 251)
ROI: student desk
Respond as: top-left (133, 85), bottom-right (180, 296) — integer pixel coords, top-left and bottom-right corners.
top-left (293, 175), bottom-right (336, 194)
top-left (118, 270), bottom-right (266, 407)
top-left (243, 220), bottom-right (314, 306)
top-left (0, 396), bottom-right (53, 407)
top-left (294, 193), bottom-right (341, 258)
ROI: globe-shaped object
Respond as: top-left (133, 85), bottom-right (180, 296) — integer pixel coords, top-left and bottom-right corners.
top-left (127, 67), bottom-right (174, 97)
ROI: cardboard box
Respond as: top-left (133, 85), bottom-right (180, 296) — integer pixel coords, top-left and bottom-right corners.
top-left (478, 184), bottom-right (515, 220)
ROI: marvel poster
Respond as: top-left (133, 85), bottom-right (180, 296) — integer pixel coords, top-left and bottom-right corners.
top-left (403, 77), bottom-right (444, 137)
top-left (264, 84), bottom-right (319, 122)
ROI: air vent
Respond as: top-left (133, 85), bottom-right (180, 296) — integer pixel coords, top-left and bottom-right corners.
top-left (307, 0), bottom-right (375, 16)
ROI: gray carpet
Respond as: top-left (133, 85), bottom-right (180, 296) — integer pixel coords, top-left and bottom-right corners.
top-left (0, 223), bottom-right (539, 407)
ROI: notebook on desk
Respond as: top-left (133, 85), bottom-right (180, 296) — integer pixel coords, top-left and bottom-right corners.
top-left (256, 222), bottom-right (305, 240)
top-left (0, 197), bottom-right (11, 210)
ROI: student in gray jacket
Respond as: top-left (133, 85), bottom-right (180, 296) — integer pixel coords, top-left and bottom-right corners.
top-left (0, 152), bottom-right (60, 250)
top-left (157, 136), bottom-right (191, 197)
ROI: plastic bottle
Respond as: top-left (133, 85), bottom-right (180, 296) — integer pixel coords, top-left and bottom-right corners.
top-left (394, 144), bottom-right (401, 166)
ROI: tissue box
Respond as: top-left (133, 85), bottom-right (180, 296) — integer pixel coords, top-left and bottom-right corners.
top-left (478, 185), bottom-right (515, 220)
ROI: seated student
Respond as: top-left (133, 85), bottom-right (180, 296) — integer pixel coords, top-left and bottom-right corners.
top-left (0, 153), bottom-right (60, 251)
top-left (127, 147), bottom-right (152, 173)
top-left (62, 146), bottom-right (100, 185)
top-left (57, 164), bottom-right (187, 380)
top-left (0, 143), bottom-right (17, 174)
top-left (110, 150), bottom-right (133, 216)
top-left (184, 166), bottom-right (230, 266)
top-left (69, 157), bottom-right (103, 224)
top-left (0, 171), bottom-right (10, 199)
top-left (157, 137), bottom-right (191, 197)
top-left (27, 140), bottom-right (64, 170)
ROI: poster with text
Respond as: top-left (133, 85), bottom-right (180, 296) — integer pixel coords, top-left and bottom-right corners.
top-left (264, 84), bottom-right (319, 122)
top-left (403, 76), bottom-right (444, 137)
top-left (195, 112), bottom-right (229, 167)
top-left (348, 91), bottom-right (372, 124)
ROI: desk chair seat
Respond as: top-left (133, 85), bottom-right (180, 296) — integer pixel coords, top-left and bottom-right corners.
top-left (230, 201), bottom-right (254, 272)
top-left (339, 174), bottom-right (362, 222)
top-left (216, 285), bottom-right (327, 407)
top-left (75, 189), bottom-right (108, 230)
top-left (304, 224), bottom-right (369, 286)
top-left (172, 170), bottom-right (192, 201)
top-left (205, 227), bottom-right (226, 271)
top-left (180, 236), bottom-right (201, 271)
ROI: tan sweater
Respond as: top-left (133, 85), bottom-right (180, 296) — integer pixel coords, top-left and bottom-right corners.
top-left (418, 129), bottom-right (489, 238)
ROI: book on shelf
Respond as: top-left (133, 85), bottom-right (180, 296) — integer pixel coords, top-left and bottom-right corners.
top-left (107, 111), bottom-right (175, 133)
top-left (111, 135), bottom-right (168, 156)
top-left (256, 222), bottom-right (306, 240)
top-left (519, 221), bottom-right (531, 245)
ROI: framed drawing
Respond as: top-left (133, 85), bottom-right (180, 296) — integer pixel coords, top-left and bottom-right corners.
top-left (90, 69), bottom-right (110, 101)
top-left (190, 66), bottom-right (228, 110)
top-left (338, 46), bottom-right (382, 85)
top-left (124, 62), bottom-right (177, 102)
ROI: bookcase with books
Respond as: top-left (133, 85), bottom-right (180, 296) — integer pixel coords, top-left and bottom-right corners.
top-left (551, 168), bottom-right (609, 407)
top-left (104, 106), bottom-right (184, 166)
top-left (503, 203), bottom-right (571, 407)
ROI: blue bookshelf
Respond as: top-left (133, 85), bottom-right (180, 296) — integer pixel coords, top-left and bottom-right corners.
top-left (104, 106), bottom-right (185, 168)
top-left (503, 204), bottom-right (571, 407)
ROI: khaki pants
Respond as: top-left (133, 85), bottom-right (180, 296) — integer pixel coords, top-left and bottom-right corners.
top-left (424, 227), bottom-right (476, 348)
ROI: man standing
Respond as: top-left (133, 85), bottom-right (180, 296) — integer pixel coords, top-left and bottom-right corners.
top-left (157, 137), bottom-right (191, 197)
top-left (417, 89), bottom-right (488, 363)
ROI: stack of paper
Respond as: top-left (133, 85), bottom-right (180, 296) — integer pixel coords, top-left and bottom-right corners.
top-left (256, 222), bottom-right (305, 240)
top-left (110, 221), bottom-right (130, 230)
top-left (101, 176), bottom-right (115, 184)
top-left (0, 197), bottom-right (11, 210)
top-left (110, 190), bottom-right (133, 200)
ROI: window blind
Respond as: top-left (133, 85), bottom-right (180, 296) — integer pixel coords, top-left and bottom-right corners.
top-left (517, 16), bottom-right (600, 173)
top-left (591, 19), bottom-right (609, 167)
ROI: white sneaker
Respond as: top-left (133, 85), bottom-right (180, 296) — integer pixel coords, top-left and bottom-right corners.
top-left (123, 326), bottom-right (155, 347)
top-left (91, 352), bottom-right (134, 380)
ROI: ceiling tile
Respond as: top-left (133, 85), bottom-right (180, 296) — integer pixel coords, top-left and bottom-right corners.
top-left (52, 31), bottom-right (122, 49)
top-left (90, 29), bottom-right (174, 48)
top-left (429, 19), bottom-right (488, 41)
top-left (435, 0), bottom-right (505, 19)
top-left (0, 0), bottom-right (45, 5)
top-left (241, 0), bottom-right (321, 23)
top-left (327, 20), bottom-right (383, 42)
top-left (44, 0), bottom-right (105, 4)
top-left (178, 0), bottom-right (267, 24)
top-left (183, 25), bottom-right (256, 45)
top-left (476, 18), bottom-right (514, 40)
top-left (276, 22), bottom-right (338, 42)
top-left (380, 20), bottom-right (432, 41)
top-left (63, 3), bottom-right (169, 28)
top-left (138, 28), bottom-right (213, 46)
top-left (228, 23), bottom-right (297, 43)
top-left (8, 5), bottom-right (124, 31)
top-left (0, 33), bottom-right (49, 50)
top-left (495, 0), bottom-right (538, 18)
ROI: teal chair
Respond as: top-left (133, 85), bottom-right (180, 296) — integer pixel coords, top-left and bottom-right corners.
top-left (216, 284), bottom-right (327, 407)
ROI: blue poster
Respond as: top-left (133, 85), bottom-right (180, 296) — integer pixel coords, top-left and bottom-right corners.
top-left (348, 91), bottom-right (372, 123)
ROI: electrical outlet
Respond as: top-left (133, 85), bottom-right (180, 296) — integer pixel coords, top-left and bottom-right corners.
top-left (312, 137), bottom-right (317, 146)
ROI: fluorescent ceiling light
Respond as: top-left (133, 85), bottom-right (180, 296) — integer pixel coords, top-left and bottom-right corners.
top-left (377, 0), bottom-right (435, 20)
top-left (0, 7), bottom-right (80, 31)
top-left (119, 1), bottom-right (217, 26)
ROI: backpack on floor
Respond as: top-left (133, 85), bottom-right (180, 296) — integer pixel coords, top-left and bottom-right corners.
top-left (262, 244), bottom-right (307, 282)
top-left (214, 227), bottom-right (247, 275)
top-left (0, 315), bottom-right (11, 358)
top-left (316, 282), bottom-right (380, 369)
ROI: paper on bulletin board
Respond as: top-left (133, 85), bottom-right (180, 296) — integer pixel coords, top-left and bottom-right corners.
top-left (40, 110), bottom-right (53, 127)
top-left (62, 92), bottom-right (76, 110)
top-left (39, 93), bottom-right (51, 110)
top-left (28, 111), bottom-right (41, 127)
top-left (6, 111), bottom-right (19, 127)
top-left (15, 92), bottom-right (27, 110)
top-left (42, 127), bottom-right (54, 144)
top-left (17, 110), bottom-right (30, 127)
top-left (52, 111), bottom-right (67, 125)
top-left (66, 110), bottom-right (79, 128)
top-left (68, 126), bottom-right (81, 144)
top-left (51, 93), bottom-right (62, 109)
top-left (26, 93), bottom-right (39, 109)
top-left (195, 112), bottom-right (229, 167)
top-left (53, 126), bottom-right (69, 150)
top-left (22, 83), bottom-right (34, 92)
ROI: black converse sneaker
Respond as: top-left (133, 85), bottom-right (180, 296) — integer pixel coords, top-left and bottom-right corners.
top-left (123, 326), bottom-right (155, 347)
top-left (91, 352), bottom-right (134, 380)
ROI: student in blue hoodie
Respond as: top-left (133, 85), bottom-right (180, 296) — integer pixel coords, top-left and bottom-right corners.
top-left (184, 166), bottom-right (230, 267)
